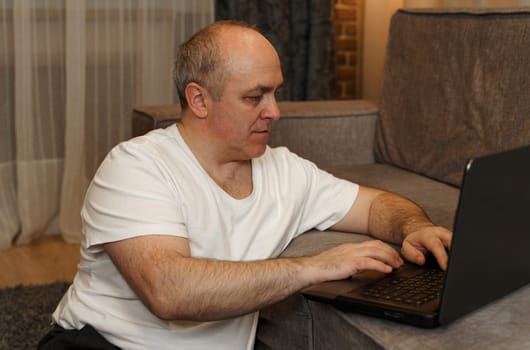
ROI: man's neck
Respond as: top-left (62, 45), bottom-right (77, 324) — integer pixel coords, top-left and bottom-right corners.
top-left (176, 122), bottom-right (253, 199)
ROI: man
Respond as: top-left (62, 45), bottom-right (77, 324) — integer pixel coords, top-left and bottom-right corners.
top-left (40, 20), bottom-right (451, 349)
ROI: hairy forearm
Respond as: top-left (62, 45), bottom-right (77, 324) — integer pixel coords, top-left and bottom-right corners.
top-left (131, 253), bottom-right (312, 322)
top-left (106, 229), bottom-right (405, 323)
top-left (368, 192), bottom-right (434, 244)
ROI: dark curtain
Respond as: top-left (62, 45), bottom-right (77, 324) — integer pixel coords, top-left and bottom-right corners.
top-left (215, 0), bottom-right (336, 101)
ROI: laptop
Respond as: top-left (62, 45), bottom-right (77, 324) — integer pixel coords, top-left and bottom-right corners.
top-left (303, 145), bottom-right (530, 328)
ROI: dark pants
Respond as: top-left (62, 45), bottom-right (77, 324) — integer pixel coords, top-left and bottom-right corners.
top-left (37, 324), bottom-right (120, 350)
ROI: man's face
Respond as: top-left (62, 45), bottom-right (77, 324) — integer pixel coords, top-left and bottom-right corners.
top-left (205, 29), bottom-right (284, 161)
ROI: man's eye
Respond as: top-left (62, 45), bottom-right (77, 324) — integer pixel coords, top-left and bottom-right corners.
top-left (246, 95), bottom-right (262, 101)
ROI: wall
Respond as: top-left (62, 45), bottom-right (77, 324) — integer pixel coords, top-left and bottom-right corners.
top-left (333, 0), bottom-right (402, 101)
top-left (332, 0), bottom-right (405, 101)
top-left (405, 0), bottom-right (530, 6)
top-left (333, 0), bottom-right (363, 99)
top-left (362, 0), bottom-right (403, 103)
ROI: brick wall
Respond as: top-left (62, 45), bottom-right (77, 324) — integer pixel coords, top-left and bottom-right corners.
top-left (333, 0), bottom-right (363, 99)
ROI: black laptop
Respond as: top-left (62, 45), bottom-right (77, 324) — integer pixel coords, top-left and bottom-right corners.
top-left (303, 145), bottom-right (530, 328)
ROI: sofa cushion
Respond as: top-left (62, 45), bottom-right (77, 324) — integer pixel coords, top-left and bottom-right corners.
top-left (326, 163), bottom-right (459, 230)
top-left (375, 8), bottom-right (530, 186)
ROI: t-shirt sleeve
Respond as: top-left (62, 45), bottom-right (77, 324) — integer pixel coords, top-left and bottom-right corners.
top-left (81, 141), bottom-right (188, 247)
top-left (280, 149), bottom-right (359, 233)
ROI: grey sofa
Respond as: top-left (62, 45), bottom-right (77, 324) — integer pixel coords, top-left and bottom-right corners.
top-left (133, 8), bottom-right (530, 350)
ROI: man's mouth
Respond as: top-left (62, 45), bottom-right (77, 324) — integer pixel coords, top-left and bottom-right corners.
top-left (253, 122), bottom-right (273, 135)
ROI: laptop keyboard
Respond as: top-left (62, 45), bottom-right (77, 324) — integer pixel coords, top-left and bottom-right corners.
top-left (361, 269), bottom-right (445, 307)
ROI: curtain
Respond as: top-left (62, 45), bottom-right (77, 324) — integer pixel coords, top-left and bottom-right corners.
top-left (215, 0), bottom-right (336, 101)
top-left (0, 0), bottom-right (214, 250)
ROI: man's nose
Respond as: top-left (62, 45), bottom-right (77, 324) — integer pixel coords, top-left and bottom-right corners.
top-left (262, 97), bottom-right (281, 120)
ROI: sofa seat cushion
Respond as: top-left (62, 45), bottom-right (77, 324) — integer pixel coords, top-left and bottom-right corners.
top-left (326, 163), bottom-right (459, 230)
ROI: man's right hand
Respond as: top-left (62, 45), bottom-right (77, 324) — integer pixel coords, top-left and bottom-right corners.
top-left (303, 240), bottom-right (404, 285)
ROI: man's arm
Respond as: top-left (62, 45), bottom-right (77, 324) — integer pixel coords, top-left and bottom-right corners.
top-left (104, 233), bottom-right (403, 322)
top-left (103, 185), bottom-right (448, 323)
top-left (331, 186), bottom-right (453, 270)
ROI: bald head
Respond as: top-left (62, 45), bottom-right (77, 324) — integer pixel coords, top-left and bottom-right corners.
top-left (173, 21), bottom-right (279, 109)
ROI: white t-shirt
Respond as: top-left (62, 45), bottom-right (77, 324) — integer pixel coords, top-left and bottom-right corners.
top-left (53, 125), bottom-right (359, 349)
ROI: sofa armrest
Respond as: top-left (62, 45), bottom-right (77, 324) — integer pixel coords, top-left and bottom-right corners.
top-left (133, 104), bottom-right (182, 137)
top-left (132, 100), bottom-right (379, 167)
top-left (270, 100), bottom-right (378, 167)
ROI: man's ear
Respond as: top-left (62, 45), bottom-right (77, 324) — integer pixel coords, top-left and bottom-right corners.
top-left (185, 82), bottom-right (208, 118)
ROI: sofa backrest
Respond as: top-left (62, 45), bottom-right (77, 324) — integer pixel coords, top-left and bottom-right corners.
top-left (133, 100), bottom-right (380, 169)
top-left (375, 8), bottom-right (530, 187)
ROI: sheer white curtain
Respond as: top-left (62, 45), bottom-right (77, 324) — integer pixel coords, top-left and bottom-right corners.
top-left (0, 0), bottom-right (214, 250)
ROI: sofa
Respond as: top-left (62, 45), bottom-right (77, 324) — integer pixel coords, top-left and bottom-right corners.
top-left (132, 8), bottom-right (530, 350)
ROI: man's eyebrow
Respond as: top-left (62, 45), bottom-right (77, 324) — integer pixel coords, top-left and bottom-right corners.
top-left (247, 84), bottom-right (283, 94)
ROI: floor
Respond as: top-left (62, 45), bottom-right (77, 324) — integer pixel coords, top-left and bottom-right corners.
top-left (0, 235), bottom-right (80, 288)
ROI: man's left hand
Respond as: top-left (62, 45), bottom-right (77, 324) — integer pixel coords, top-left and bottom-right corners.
top-left (401, 226), bottom-right (453, 270)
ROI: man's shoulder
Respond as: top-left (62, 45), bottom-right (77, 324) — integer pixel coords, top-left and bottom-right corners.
top-left (262, 145), bottom-right (314, 167)
top-left (258, 146), bottom-right (320, 179)
top-left (109, 125), bottom-right (179, 159)
top-left (91, 125), bottom-right (185, 182)
top-left (126, 125), bottom-right (177, 148)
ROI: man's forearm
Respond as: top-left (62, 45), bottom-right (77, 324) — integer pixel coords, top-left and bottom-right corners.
top-left (146, 255), bottom-right (310, 321)
top-left (106, 235), bottom-right (403, 323)
top-left (368, 192), bottom-right (434, 244)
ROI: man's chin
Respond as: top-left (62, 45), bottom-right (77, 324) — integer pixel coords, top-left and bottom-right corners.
top-left (246, 144), bottom-right (267, 159)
